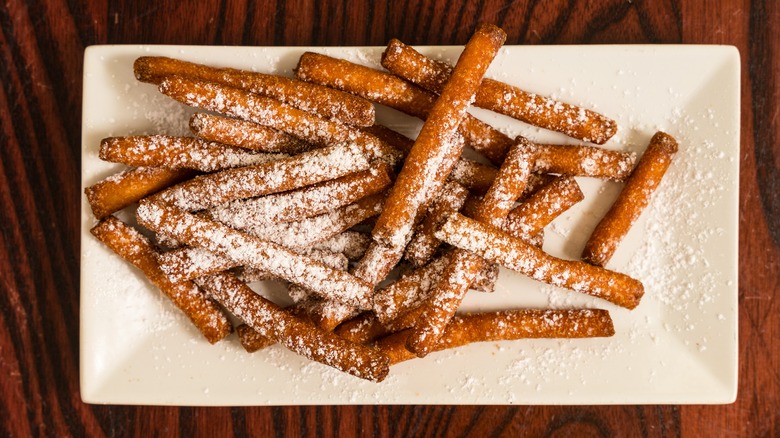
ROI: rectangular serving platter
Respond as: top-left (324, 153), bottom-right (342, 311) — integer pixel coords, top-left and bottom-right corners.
top-left (81, 44), bottom-right (739, 405)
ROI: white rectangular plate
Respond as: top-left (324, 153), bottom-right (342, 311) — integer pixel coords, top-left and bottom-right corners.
top-left (81, 44), bottom-right (739, 405)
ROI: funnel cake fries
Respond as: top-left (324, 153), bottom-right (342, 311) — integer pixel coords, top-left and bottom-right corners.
top-left (381, 39), bottom-right (617, 144)
top-left (134, 56), bottom-right (375, 127)
top-left (295, 52), bottom-right (513, 165)
top-left (207, 162), bottom-right (392, 227)
top-left (149, 143), bottom-right (370, 212)
top-left (90, 216), bottom-right (232, 344)
top-left (157, 76), bottom-right (402, 166)
top-left (406, 140), bottom-right (533, 356)
top-left (582, 131), bottom-right (679, 266)
top-left (503, 176), bottom-right (584, 240)
top-left (197, 273), bottom-right (389, 382)
top-left (377, 309), bottom-right (615, 365)
top-left (157, 195), bottom-right (385, 282)
top-left (437, 213), bottom-right (645, 309)
top-left (190, 113), bottom-right (314, 154)
top-left (532, 143), bottom-right (635, 180)
top-left (85, 166), bottom-right (194, 219)
top-left (372, 24), bottom-right (507, 249)
top-left (99, 135), bottom-right (284, 171)
top-left (136, 201), bottom-right (375, 310)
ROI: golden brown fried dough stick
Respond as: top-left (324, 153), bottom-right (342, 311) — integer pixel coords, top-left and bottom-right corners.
top-left (532, 143), bottom-right (635, 180)
top-left (157, 76), bottom-right (401, 166)
top-left (136, 201), bottom-right (375, 310)
top-left (295, 52), bottom-right (513, 164)
top-left (381, 39), bottom-right (618, 144)
top-left (404, 181), bottom-right (470, 267)
top-left (149, 143), bottom-right (370, 212)
top-left (99, 135), bottom-right (283, 171)
top-left (582, 132), bottom-right (679, 266)
top-left (406, 140), bottom-right (534, 356)
top-left (503, 176), bottom-right (584, 240)
top-left (189, 113), bottom-right (313, 154)
top-left (377, 309), bottom-right (615, 365)
top-left (437, 212), bottom-right (645, 309)
top-left (85, 166), bottom-right (195, 219)
top-left (90, 216), bottom-right (232, 344)
top-left (134, 56), bottom-right (375, 126)
top-left (206, 162), bottom-right (392, 227)
top-left (198, 273), bottom-right (389, 381)
top-left (372, 24), bottom-right (507, 249)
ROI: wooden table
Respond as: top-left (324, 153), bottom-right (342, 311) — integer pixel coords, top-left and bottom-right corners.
top-left (1, 0), bottom-right (777, 436)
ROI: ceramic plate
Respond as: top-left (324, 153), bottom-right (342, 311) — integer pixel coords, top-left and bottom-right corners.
top-left (81, 44), bottom-right (739, 404)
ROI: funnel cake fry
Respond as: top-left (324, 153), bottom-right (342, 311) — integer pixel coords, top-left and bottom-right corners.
top-left (377, 309), bottom-right (615, 365)
top-left (532, 143), bottom-right (635, 180)
top-left (85, 166), bottom-right (194, 219)
top-left (582, 132), bottom-right (679, 266)
top-left (189, 113), bottom-right (313, 154)
top-left (503, 175), bottom-right (584, 240)
top-left (381, 39), bottom-right (617, 144)
top-left (437, 212), bottom-right (645, 309)
top-left (90, 216), bottom-right (232, 344)
top-left (372, 24), bottom-right (507, 249)
top-left (99, 135), bottom-right (284, 171)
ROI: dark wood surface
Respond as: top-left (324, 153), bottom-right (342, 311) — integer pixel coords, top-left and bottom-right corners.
top-left (1, 0), bottom-right (777, 436)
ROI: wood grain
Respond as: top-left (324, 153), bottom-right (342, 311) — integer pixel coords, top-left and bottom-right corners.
top-left (0, 0), bottom-right (777, 436)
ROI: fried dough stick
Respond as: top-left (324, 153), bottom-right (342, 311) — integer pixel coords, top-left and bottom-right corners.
top-left (405, 140), bottom-right (533, 356)
top-left (157, 77), bottom-right (402, 166)
top-left (372, 24), bottom-right (507, 249)
top-left (532, 143), bottom-right (635, 180)
top-left (206, 162), bottom-right (392, 226)
top-left (149, 142), bottom-right (370, 212)
top-left (90, 216), bottom-right (232, 344)
top-left (134, 56), bottom-right (375, 126)
top-left (436, 212), bottom-right (645, 309)
top-left (582, 131), bottom-right (679, 266)
top-left (85, 166), bottom-right (194, 219)
top-left (190, 113), bottom-right (314, 154)
top-left (295, 52), bottom-right (513, 165)
top-left (136, 201), bottom-right (375, 310)
top-left (99, 135), bottom-right (284, 171)
top-left (381, 39), bottom-right (617, 144)
top-left (503, 175), bottom-right (584, 240)
top-left (377, 309), bottom-right (615, 365)
top-left (198, 273), bottom-right (389, 381)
